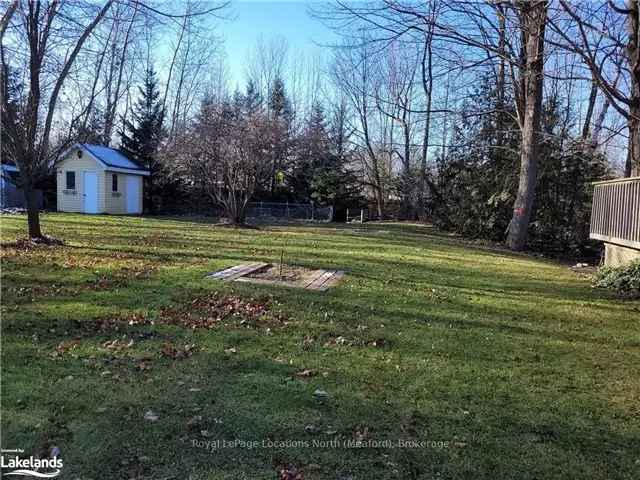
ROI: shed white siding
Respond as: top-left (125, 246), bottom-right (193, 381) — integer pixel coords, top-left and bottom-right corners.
top-left (57, 149), bottom-right (106, 213)
top-left (56, 146), bottom-right (145, 214)
top-left (104, 172), bottom-right (143, 214)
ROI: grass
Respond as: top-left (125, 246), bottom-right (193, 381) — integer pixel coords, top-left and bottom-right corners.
top-left (1, 212), bottom-right (639, 480)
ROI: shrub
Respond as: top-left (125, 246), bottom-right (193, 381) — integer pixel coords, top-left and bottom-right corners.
top-left (593, 260), bottom-right (640, 297)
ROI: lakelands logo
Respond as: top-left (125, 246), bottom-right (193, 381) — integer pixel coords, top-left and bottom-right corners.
top-left (1, 449), bottom-right (63, 478)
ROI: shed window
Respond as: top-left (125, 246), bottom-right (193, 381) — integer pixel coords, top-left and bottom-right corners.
top-left (66, 171), bottom-right (75, 190)
top-left (112, 174), bottom-right (118, 192)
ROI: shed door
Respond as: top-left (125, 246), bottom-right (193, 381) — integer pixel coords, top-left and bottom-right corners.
top-left (126, 176), bottom-right (140, 213)
top-left (83, 171), bottom-right (98, 214)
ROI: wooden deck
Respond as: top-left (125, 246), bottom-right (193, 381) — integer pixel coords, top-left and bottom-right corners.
top-left (207, 263), bottom-right (344, 291)
top-left (206, 262), bottom-right (268, 281)
top-left (590, 176), bottom-right (640, 249)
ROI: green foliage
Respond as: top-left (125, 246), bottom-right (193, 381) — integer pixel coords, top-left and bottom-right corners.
top-left (120, 67), bottom-right (169, 213)
top-left (433, 74), bottom-right (610, 255)
top-left (528, 97), bottom-right (610, 255)
top-left (268, 77), bottom-right (292, 121)
top-left (120, 67), bottom-right (165, 166)
top-left (244, 79), bottom-right (262, 114)
top-left (593, 260), bottom-right (640, 297)
top-left (432, 74), bottom-right (520, 240)
top-left (1, 66), bottom-right (25, 169)
top-left (260, 76), bottom-right (293, 199)
top-left (290, 103), bottom-right (361, 210)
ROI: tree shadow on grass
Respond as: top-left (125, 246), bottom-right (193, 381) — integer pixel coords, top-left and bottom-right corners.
top-left (2, 335), bottom-right (638, 480)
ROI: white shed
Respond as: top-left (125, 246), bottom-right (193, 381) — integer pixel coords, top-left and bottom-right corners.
top-left (56, 144), bottom-right (150, 215)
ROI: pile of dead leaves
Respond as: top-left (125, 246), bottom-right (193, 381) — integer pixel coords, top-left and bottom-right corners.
top-left (82, 313), bottom-right (152, 335)
top-left (1, 236), bottom-right (63, 252)
top-left (159, 293), bottom-right (283, 330)
top-left (6, 284), bottom-right (67, 298)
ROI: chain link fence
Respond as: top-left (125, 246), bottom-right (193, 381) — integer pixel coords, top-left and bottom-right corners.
top-left (246, 202), bottom-right (333, 222)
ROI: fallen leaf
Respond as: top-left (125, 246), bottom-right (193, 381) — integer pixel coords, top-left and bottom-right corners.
top-left (279, 465), bottom-right (304, 480)
top-left (144, 410), bottom-right (159, 422)
top-left (313, 389), bottom-right (329, 400)
top-left (304, 424), bottom-right (320, 434)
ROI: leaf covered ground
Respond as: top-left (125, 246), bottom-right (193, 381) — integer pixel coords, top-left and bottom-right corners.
top-left (1, 213), bottom-right (639, 479)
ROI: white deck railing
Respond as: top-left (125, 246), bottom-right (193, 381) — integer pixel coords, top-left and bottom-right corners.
top-left (590, 176), bottom-right (640, 249)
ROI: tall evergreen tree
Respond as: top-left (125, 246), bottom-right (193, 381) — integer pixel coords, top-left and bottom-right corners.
top-left (529, 94), bottom-right (610, 254)
top-left (434, 73), bottom-right (610, 254)
top-left (265, 76), bottom-right (292, 197)
top-left (434, 74), bottom-right (520, 239)
top-left (291, 102), bottom-right (361, 213)
top-left (311, 102), bottom-right (361, 211)
top-left (120, 67), bottom-right (165, 213)
top-left (1, 66), bottom-right (22, 166)
top-left (244, 79), bottom-right (262, 115)
top-left (291, 103), bottom-right (329, 200)
top-left (268, 77), bottom-right (292, 120)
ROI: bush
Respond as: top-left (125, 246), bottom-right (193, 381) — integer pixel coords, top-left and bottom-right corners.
top-left (593, 260), bottom-right (640, 297)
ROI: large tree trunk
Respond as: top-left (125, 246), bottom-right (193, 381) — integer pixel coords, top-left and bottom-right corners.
top-left (506, 1), bottom-right (547, 251)
top-left (24, 184), bottom-right (43, 239)
top-left (400, 123), bottom-right (412, 220)
top-left (374, 186), bottom-right (384, 220)
top-left (627, 109), bottom-right (640, 176)
top-left (225, 197), bottom-right (247, 225)
top-left (626, 0), bottom-right (640, 177)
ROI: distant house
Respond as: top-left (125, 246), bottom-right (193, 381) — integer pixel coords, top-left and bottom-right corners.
top-left (0, 163), bottom-right (44, 209)
top-left (590, 176), bottom-right (640, 266)
top-left (57, 144), bottom-right (149, 215)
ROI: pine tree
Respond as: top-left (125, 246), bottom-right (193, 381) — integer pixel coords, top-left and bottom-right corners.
top-left (530, 95), bottom-right (610, 254)
top-left (120, 67), bottom-right (165, 213)
top-left (292, 102), bottom-right (361, 212)
top-left (291, 103), bottom-right (328, 200)
top-left (268, 77), bottom-right (292, 121)
top-left (434, 72), bottom-right (610, 254)
top-left (244, 79), bottom-right (262, 115)
top-left (75, 109), bottom-right (105, 145)
top-left (1, 66), bottom-right (22, 166)
top-left (311, 103), bottom-right (361, 210)
top-left (265, 77), bottom-right (292, 197)
top-left (435, 73), bottom-right (520, 239)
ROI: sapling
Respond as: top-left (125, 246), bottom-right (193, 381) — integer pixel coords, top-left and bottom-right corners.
top-left (279, 235), bottom-right (289, 281)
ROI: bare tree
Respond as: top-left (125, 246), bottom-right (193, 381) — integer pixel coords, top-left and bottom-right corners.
top-left (246, 35), bottom-right (289, 112)
top-left (180, 100), bottom-right (270, 224)
top-left (505, 1), bottom-right (548, 250)
top-left (103, 2), bottom-right (140, 145)
top-left (374, 40), bottom-right (419, 218)
top-left (331, 37), bottom-right (388, 218)
top-left (549, 0), bottom-right (639, 177)
top-left (1, 0), bottom-right (115, 239)
top-left (320, 0), bottom-right (550, 249)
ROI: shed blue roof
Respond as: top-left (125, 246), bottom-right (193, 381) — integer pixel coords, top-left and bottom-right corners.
top-left (81, 144), bottom-right (147, 172)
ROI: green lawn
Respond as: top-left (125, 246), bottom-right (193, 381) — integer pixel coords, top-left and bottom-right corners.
top-left (1, 213), bottom-right (639, 479)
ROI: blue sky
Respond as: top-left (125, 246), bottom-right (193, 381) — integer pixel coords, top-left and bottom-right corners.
top-left (218, 0), bottom-right (336, 87)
